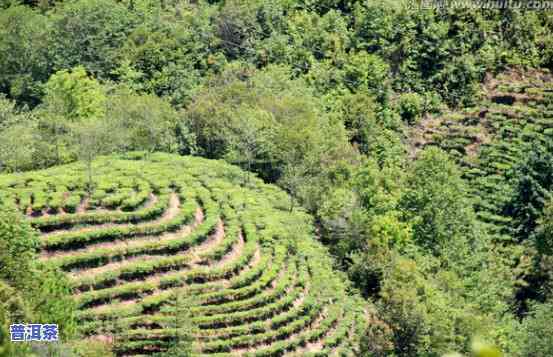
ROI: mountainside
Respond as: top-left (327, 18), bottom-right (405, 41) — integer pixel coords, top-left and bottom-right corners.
top-left (410, 68), bottom-right (553, 240)
top-left (0, 153), bottom-right (366, 356)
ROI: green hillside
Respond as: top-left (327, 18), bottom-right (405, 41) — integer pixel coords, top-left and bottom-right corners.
top-left (0, 152), bottom-right (366, 356)
top-left (2, 0), bottom-right (553, 355)
top-left (409, 69), bottom-right (553, 240)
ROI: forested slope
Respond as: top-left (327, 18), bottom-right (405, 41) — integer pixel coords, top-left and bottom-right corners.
top-left (1, 0), bottom-right (553, 355)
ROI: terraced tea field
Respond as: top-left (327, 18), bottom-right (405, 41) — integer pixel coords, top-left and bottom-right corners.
top-left (0, 153), bottom-right (366, 356)
top-left (410, 69), bottom-right (553, 239)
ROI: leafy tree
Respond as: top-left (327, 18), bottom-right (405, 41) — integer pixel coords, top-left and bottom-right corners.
top-left (37, 66), bottom-right (108, 170)
top-left (42, 66), bottom-right (106, 122)
top-left (48, 0), bottom-right (138, 78)
top-left (503, 145), bottom-right (553, 241)
top-left (107, 90), bottom-right (179, 155)
top-left (0, 281), bottom-right (31, 357)
top-left (279, 164), bottom-right (308, 212)
top-left (400, 147), bottom-right (475, 253)
top-left (0, 6), bottom-right (50, 106)
top-left (0, 204), bottom-right (76, 344)
top-left (0, 206), bottom-right (40, 289)
top-left (397, 92), bottom-right (424, 124)
top-left (343, 51), bottom-right (390, 102)
top-left (214, 0), bottom-right (262, 61)
top-left (536, 199), bottom-right (553, 256)
top-left (70, 118), bottom-right (115, 192)
top-left (183, 64), bottom-right (350, 183)
top-left (120, 2), bottom-right (214, 106)
top-left (27, 266), bottom-right (76, 339)
top-left (517, 301), bottom-right (553, 357)
top-left (159, 289), bottom-right (195, 356)
top-left (224, 110), bottom-right (272, 185)
top-left (0, 121), bottom-right (37, 173)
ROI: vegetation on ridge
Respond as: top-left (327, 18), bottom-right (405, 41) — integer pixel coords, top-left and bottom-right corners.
top-left (0, 0), bottom-right (553, 355)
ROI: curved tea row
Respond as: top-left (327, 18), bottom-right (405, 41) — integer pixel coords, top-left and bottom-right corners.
top-left (410, 70), bottom-right (553, 240)
top-left (0, 153), bottom-right (366, 356)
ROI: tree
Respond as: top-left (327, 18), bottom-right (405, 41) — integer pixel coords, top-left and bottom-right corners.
top-left (278, 164), bottom-right (307, 212)
top-left (38, 66), bottom-right (108, 168)
top-left (503, 145), bottom-right (553, 241)
top-left (70, 118), bottom-right (114, 193)
top-left (518, 301), bottom-right (553, 357)
top-left (0, 205), bottom-right (40, 289)
top-left (215, 0), bottom-right (262, 61)
top-left (42, 66), bottom-right (106, 122)
top-left (182, 65), bottom-right (350, 183)
top-left (0, 206), bottom-right (76, 355)
top-left (28, 266), bottom-right (76, 340)
top-left (536, 199), bottom-right (553, 256)
top-left (400, 147), bottom-right (475, 253)
top-left (159, 289), bottom-right (195, 356)
top-left (0, 121), bottom-right (37, 173)
top-left (225, 110), bottom-right (272, 186)
top-left (107, 91), bottom-right (179, 155)
top-left (48, 0), bottom-right (138, 78)
top-left (0, 281), bottom-right (30, 357)
top-left (0, 6), bottom-right (50, 106)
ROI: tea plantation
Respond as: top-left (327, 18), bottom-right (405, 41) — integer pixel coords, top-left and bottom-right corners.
top-left (0, 153), bottom-right (366, 356)
top-left (410, 69), bottom-right (553, 240)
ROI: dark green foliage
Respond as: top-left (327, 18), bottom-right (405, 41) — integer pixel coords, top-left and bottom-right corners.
top-left (48, 0), bottom-right (138, 78)
top-left (0, 206), bottom-right (40, 288)
top-left (0, 6), bottom-right (50, 106)
top-left (0, 0), bottom-right (552, 355)
top-left (0, 204), bottom-right (77, 353)
top-left (503, 144), bottom-right (553, 241)
top-left (400, 147), bottom-right (475, 252)
top-left (517, 301), bottom-right (553, 357)
top-left (536, 200), bottom-right (553, 256)
top-left (397, 92), bottom-right (424, 124)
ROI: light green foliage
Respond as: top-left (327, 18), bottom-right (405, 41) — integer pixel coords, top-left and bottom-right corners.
top-left (158, 290), bottom-right (195, 356)
top-left (70, 339), bottom-right (115, 357)
top-left (400, 147), bottom-right (474, 252)
top-left (0, 281), bottom-right (31, 357)
top-left (0, 120), bottom-right (37, 173)
top-left (40, 65), bottom-right (112, 185)
top-left (444, 339), bottom-right (503, 357)
top-left (0, 153), bottom-right (366, 355)
top-left (343, 51), bottom-right (389, 101)
top-left (183, 65), bottom-right (352, 183)
top-left (397, 92), bottom-right (424, 124)
top-left (0, 205), bottom-right (76, 352)
top-left (0, 95), bottom-right (24, 128)
top-left (43, 66), bottom-right (106, 122)
top-left (107, 90), bottom-right (179, 154)
top-left (27, 266), bottom-right (77, 339)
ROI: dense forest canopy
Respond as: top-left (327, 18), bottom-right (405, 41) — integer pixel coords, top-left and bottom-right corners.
top-left (0, 0), bottom-right (553, 356)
